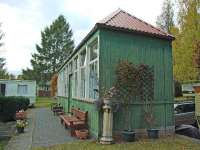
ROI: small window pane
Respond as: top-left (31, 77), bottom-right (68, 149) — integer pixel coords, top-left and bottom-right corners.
top-left (89, 61), bottom-right (98, 100)
top-left (80, 50), bottom-right (86, 66)
top-left (74, 72), bottom-right (78, 97)
top-left (74, 57), bottom-right (78, 70)
top-left (90, 41), bottom-right (98, 61)
top-left (80, 68), bottom-right (86, 98)
top-left (69, 62), bottom-right (73, 73)
top-left (18, 85), bottom-right (28, 95)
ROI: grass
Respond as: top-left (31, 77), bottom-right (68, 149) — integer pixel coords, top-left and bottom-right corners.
top-left (0, 138), bottom-right (10, 150)
top-left (34, 97), bottom-right (56, 108)
top-left (32, 136), bottom-right (200, 150)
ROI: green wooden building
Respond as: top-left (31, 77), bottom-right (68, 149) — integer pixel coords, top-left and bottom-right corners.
top-left (57, 9), bottom-right (175, 138)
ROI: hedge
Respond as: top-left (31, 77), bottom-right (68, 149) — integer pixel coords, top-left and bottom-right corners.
top-left (0, 96), bottom-right (30, 121)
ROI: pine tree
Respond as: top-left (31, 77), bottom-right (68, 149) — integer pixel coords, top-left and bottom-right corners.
top-left (22, 15), bottom-right (74, 83)
top-left (156, 0), bottom-right (174, 33)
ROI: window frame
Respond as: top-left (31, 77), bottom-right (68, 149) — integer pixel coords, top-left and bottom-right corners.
top-left (17, 84), bottom-right (28, 95)
top-left (88, 38), bottom-right (99, 100)
top-left (58, 35), bottom-right (99, 102)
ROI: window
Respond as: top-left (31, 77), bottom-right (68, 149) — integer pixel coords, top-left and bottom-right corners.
top-left (73, 56), bottom-right (78, 97)
top-left (80, 50), bottom-right (86, 66)
top-left (80, 68), bottom-right (86, 98)
top-left (18, 85), bottom-right (28, 95)
top-left (183, 104), bottom-right (195, 113)
top-left (0, 84), bottom-right (6, 96)
top-left (69, 62), bottom-right (73, 74)
top-left (65, 66), bottom-right (68, 97)
top-left (89, 39), bottom-right (99, 100)
top-left (74, 57), bottom-right (78, 70)
top-left (80, 49), bottom-right (86, 98)
top-left (90, 40), bottom-right (98, 61)
top-left (89, 61), bottom-right (98, 99)
top-left (74, 72), bottom-right (78, 97)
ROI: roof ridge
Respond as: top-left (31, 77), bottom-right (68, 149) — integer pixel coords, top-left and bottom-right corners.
top-left (120, 9), bottom-right (171, 36)
top-left (98, 8), bottom-right (122, 24)
top-left (104, 8), bottom-right (122, 24)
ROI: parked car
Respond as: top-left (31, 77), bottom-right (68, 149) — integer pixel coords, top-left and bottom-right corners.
top-left (174, 102), bottom-right (196, 127)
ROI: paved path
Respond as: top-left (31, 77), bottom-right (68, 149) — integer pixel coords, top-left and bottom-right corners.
top-left (32, 108), bottom-right (75, 148)
top-left (5, 109), bottom-right (35, 150)
top-left (5, 108), bottom-right (76, 150)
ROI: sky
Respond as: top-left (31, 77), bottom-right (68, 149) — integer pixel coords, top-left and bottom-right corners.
top-left (0, 0), bottom-right (165, 75)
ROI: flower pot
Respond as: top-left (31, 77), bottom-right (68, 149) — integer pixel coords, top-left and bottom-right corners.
top-left (17, 127), bottom-right (24, 133)
top-left (75, 129), bottom-right (89, 139)
top-left (147, 129), bottom-right (159, 139)
top-left (193, 86), bottom-right (200, 93)
top-left (121, 130), bottom-right (136, 142)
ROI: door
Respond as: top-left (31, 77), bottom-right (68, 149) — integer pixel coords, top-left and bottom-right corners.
top-left (0, 84), bottom-right (6, 96)
top-left (68, 74), bottom-right (73, 112)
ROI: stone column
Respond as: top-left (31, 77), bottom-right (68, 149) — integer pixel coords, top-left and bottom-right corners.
top-left (100, 100), bottom-right (113, 144)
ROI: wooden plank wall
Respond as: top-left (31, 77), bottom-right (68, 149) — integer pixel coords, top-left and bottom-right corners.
top-left (99, 29), bottom-right (174, 132)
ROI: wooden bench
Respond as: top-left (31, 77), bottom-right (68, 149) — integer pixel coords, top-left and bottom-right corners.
top-left (50, 102), bottom-right (58, 111)
top-left (60, 108), bottom-right (88, 136)
top-left (52, 106), bottom-right (64, 115)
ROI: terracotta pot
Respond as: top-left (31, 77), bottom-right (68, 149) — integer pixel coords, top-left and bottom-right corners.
top-left (75, 129), bottom-right (89, 139)
top-left (193, 86), bottom-right (200, 93)
top-left (16, 112), bottom-right (26, 120)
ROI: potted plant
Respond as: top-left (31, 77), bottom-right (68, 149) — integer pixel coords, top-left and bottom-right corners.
top-left (115, 61), bottom-right (139, 142)
top-left (16, 120), bottom-right (28, 133)
top-left (144, 111), bottom-right (159, 139)
top-left (137, 64), bottom-right (159, 139)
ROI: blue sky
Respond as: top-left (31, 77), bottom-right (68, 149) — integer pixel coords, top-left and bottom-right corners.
top-left (0, 0), bottom-right (164, 75)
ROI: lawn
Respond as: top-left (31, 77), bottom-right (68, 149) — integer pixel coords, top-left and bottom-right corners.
top-left (32, 136), bottom-right (199, 150)
top-left (34, 97), bottom-right (56, 108)
top-left (0, 138), bottom-right (10, 150)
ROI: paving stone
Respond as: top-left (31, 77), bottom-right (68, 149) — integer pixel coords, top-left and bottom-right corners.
top-left (32, 108), bottom-right (76, 148)
top-left (5, 108), bottom-right (76, 150)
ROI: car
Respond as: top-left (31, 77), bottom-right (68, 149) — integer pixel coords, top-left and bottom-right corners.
top-left (174, 102), bottom-right (196, 127)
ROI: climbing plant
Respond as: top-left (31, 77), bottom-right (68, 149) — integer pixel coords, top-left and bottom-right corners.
top-left (115, 60), bottom-right (154, 130)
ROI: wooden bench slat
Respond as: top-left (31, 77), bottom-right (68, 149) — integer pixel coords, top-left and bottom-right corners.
top-left (59, 108), bottom-right (88, 136)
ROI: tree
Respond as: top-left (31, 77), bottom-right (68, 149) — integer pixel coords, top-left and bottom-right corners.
top-left (22, 15), bottom-right (74, 83)
top-left (0, 24), bottom-right (8, 79)
top-left (0, 23), bottom-right (4, 47)
top-left (194, 41), bottom-right (200, 77)
top-left (0, 58), bottom-right (9, 79)
top-left (173, 0), bottom-right (200, 81)
top-left (8, 74), bottom-right (15, 80)
top-left (50, 74), bottom-right (58, 97)
top-left (156, 0), bottom-right (174, 33)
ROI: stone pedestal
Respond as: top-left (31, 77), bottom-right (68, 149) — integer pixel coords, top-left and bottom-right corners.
top-left (100, 102), bottom-right (113, 144)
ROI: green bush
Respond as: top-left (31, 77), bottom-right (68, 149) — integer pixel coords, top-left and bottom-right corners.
top-left (0, 96), bottom-right (30, 121)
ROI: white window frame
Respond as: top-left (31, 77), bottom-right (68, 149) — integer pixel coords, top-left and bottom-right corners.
top-left (17, 84), bottom-right (28, 95)
top-left (79, 48), bottom-right (87, 99)
top-left (58, 35), bottom-right (99, 101)
top-left (88, 38), bottom-right (99, 100)
top-left (73, 56), bottom-right (79, 98)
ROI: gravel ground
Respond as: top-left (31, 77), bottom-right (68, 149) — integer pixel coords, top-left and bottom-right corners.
top-left (32, 108), bottom-right (76, 148)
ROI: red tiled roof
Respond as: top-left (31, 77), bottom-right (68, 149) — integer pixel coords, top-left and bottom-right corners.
top-left (97, 9), bottom-right (174, 40)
